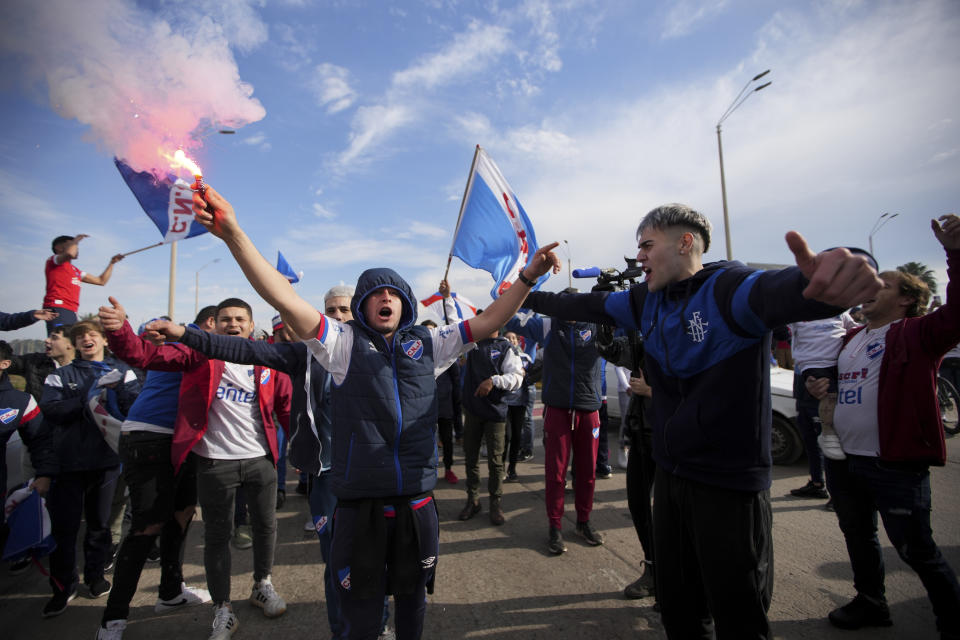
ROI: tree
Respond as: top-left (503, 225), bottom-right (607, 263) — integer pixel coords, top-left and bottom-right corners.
top-left (898, 261), bottom-right (937, 296)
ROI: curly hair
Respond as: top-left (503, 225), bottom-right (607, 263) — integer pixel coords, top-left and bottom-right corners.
top-left (882, 270), bottom-right (930, 318)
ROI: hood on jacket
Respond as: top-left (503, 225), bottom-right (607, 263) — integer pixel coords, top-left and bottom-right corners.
top-left (351, 267), bottom-right (418, 335)
top-left (660, 260), bottom-right (733, 301)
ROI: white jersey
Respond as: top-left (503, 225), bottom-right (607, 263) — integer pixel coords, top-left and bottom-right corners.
top-left (790, 312), bottom-right (859, 373)
top-left (833, 324), bottom-right (892, 457)
top-left (304, 314), bottom-right (473, 383)
top-left (194, 362), bottom-right (270, 460)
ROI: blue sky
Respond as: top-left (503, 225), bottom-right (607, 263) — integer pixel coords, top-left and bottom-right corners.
top-left (2, 0), bottom-right (958, 340)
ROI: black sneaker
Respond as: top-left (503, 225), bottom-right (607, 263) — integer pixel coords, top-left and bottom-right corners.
top-left (824, 498), bottom-right (836, 512)
top-left (828, 594), bottom-right (892, 630)
top-left (295, 480), bottom-right (308, 495)
top-left (276, 489), bottom-right (286, 510)
top-left (575, 520), bottom-right (605, 546)
top-left (790, 481), bottom-right (829, 499)
top-left (42, 588), bottom-right (77, 617)
top-left (505, 468), bottom-right (519, 482)
top-left (146, 541), bottom-right (161, 563)
top-left (548, 527), bottom-right (567, 555)
top-left (624, 571), bottom-right (655, 599)
top-left (87, 577), bottom-right (112, 599)
top-left (519, 449), bottom-right (534, 462)
top-left (8, 556), bottom-right (32, 575)
top-left (596, 465), bottom-right (613, 479)
top-left (104, 543), bottom-right (119, 572)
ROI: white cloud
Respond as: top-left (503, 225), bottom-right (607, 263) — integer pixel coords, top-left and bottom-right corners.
top-left (311, 63), bottom-right (358, 113)
top-left (661, 0), bottom-right (729, 39)
top-left (240, 131), bottom-right (271, 151)
top-left (337, 104), bottom-right (415, 168)
top-left (313, 202), bottom-right (337, 219)
top-left (392, 22), bottom-right (511, 90)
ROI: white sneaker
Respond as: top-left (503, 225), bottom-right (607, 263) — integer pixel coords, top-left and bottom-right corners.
top-left (209, 603), bottom-right (239, 640)
top-left (249, 576), bottom-right (287, 618)
top-left (379, 626), bottom-right (397, 640)
top-left (155, 583), bottom-right (212, 613)
top-left (96, 619), bottom-right (127, 640)
top-left (818, 434), bottom-right (847, 461)
top-left (617, 447), bottom-right (629, 470)
top-left (303, 517), bottom-right (315, 532)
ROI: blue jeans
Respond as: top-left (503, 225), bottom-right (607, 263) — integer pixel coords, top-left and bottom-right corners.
top-left (825, 455), bottom-right (960, 634)
top-left (793, 368), bottom-right (834, 484)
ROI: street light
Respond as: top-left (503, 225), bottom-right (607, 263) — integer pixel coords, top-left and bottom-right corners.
top-left (195, 258), bottom-right (220, 317)
top-left (562, 240), bottom-right (572, 288)
top-left (868, 212), bottom-right (899, 257)
top-left (717, 70), bottom-right (772, 260)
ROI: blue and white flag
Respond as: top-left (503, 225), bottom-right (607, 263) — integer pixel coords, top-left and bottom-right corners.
top-left (114, 158), bottom-right (209, 243)
top-left (451, 146), bottom-right (545, 299)
top-left (276, 251), bottom-right (302, 284)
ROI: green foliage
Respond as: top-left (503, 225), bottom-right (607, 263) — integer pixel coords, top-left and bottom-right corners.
top-left (897, 261), bottom-right (937, 296)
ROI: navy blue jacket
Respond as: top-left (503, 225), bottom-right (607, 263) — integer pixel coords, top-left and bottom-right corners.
top-left (524, 261), bottom-right (841, 492)
top-left (506, 314), bottom-right (603, 412)
top-left (461, 337), bottom-right (513, 422)
top-left (0, 310), bottom-right (39, 332)
top-left (0, 373), bottom-right (56, 500)
top-left (330, 268), bottom-right (440, 500)
top-left (178, 328), bottom-right (331, 475)
top-left (40, 357), bottom-right (141, 473)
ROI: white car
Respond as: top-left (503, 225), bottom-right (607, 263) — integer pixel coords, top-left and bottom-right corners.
top-left (605, 362), bottom-right (803, 466)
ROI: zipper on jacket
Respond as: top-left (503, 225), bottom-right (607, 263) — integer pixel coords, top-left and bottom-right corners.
top-left (390, 336), bottom-right (404, 494)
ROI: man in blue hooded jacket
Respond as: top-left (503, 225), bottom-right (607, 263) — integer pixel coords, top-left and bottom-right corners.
top-left (187, 182), bottom-right (560, 640)
top-left (517, 203), bottom-right (882, 639)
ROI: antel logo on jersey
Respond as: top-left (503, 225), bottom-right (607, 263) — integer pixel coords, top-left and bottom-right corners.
top-left (402, 339), bottom-right (424, 360)
top-left (0, 408), bottom-right (19, 424)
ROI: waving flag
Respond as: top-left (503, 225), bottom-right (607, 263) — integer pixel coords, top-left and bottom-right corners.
top-left (276, 251), bottom-right (302, 284)
top-left (419, 291), bottom-right (477, 325)
top-left (450, 146), bottom-right (545, 298)
top-left (114, 158), bottom-right (209, 243)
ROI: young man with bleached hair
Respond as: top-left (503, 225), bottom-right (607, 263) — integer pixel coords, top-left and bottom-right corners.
top-left (517, 202), bottom-right (882, 639)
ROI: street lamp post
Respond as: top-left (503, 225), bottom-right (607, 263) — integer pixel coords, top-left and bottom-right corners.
top-left (562, 240), bottom-right (572, 288)
top-left (716, 70), bottom-right (772, 261)
top-left (195, 258), bottom-right (220, 317)
top-left (868, 212), bottom-right (899, 257)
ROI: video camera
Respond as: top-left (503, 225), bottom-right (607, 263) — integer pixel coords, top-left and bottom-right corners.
top-left (572, 257), bottom-right (645, 292)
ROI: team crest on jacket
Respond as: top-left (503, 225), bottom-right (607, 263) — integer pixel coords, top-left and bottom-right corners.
top-left (490, 349), bottom-right (501, 360)
top-left (402, 339), bottom-right (424, 360)
top-left (338, 567), bottom-right (351, 590)
top-left (592, 426), bottom-right (600, 439)
top-left (579, 329), bottom-right (592, 342)
top-left (686, 310), bottom-right (709, 343)
top-left (0, 408), bottom-right (18, 424)
top-left (260, 369), bottom-right (271, 385)
top-left (314, 515), bottom-right (328, 534)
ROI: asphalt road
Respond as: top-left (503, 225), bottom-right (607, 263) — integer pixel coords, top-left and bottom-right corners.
top-left (3, 421), bottom-right (959, 640)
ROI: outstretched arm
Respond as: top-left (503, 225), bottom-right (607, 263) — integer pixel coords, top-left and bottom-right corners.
top-left (192, 185), bottom-right (321, 340)
top-left (467, 243), bottom-right (562, 339)
top-left (82, 254), bottom-right (124, 286)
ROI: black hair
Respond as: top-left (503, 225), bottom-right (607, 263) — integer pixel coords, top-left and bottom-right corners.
top-left (195, 305), bottom-right (218, 325)
top-left (51, 235), bottom-right (74, 253)
top-left (0, 340), bottom-right (11, 361)
top-left (215, 298), bottom-right (252, 319)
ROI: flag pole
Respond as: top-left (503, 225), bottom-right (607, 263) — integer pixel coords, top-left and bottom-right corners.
top-left (168, 241), bottom-right (177, 321)
top-left (120, 241), bottom-right (164, 258)
top-left (444, 144), bottom-right (482, 282)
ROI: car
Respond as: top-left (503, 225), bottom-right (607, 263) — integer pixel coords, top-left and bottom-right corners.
top-left (604, 361), bottom-right (804, 466)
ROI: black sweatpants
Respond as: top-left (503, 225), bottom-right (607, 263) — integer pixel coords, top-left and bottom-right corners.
top-left (653, 467), bottom-right (773, 639)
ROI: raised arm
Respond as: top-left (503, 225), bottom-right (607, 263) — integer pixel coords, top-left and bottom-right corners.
top-left (466, 243), bottom-right (562, 339)
top-left (99, 297), bottom-right (199, 371)
top-left (0, 309), bottom-right (56, 331)
top-left (192, 185), bottom-right (321, 340)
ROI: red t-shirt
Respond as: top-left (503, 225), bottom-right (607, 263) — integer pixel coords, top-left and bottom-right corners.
top-left (43, 256), bottom-right (85, 312)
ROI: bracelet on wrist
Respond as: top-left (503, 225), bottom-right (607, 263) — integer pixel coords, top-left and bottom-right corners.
top-left (517, 270), bottom-right (536, 287)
